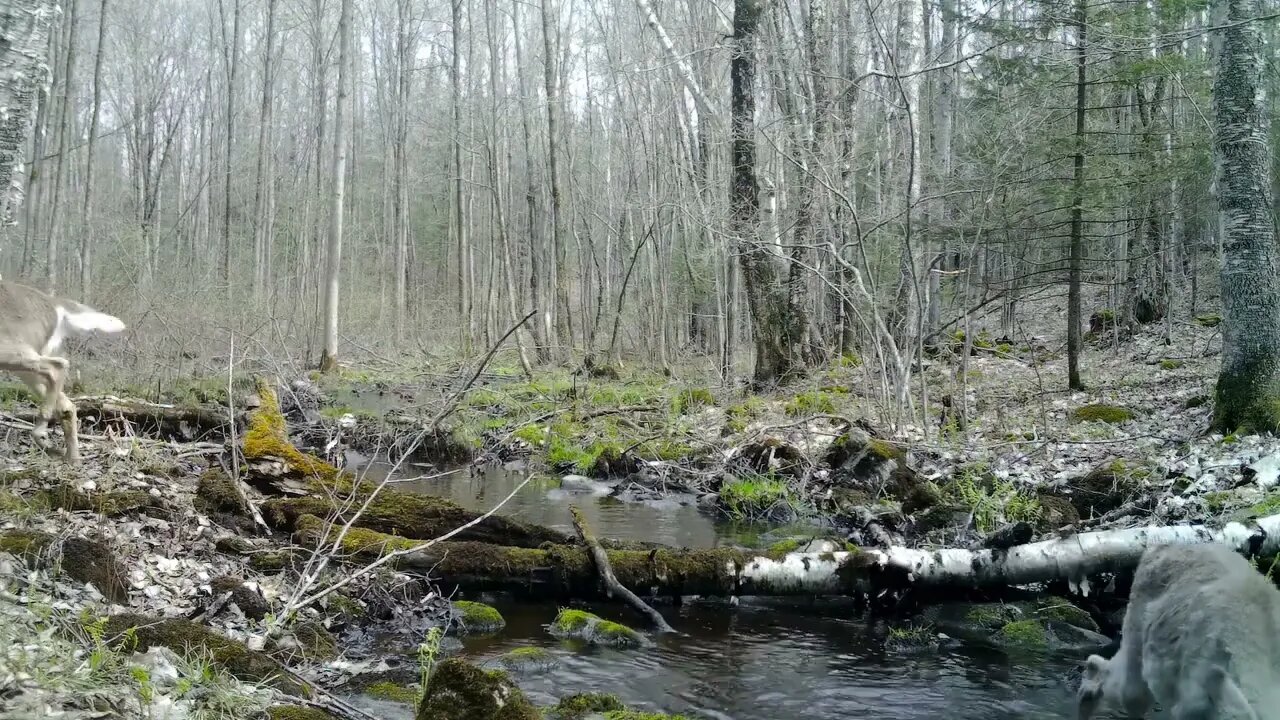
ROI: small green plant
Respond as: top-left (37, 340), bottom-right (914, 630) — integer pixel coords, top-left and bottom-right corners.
top-left (725, 397), bottom-right (765, 433)
top-left (417, 626), bottom-right (444, 703)
top-left (1071, 404), bottom-right (1134, 424)
top-left (944, 474), bottom-right (1041, 533)
top-left (720, 475), bottom-right (794, 519)
top-left (1160, 359), bottom-right (1184, 370)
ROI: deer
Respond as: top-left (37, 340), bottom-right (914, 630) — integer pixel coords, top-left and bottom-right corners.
top-left (0, 280), bottom-right (126, 464)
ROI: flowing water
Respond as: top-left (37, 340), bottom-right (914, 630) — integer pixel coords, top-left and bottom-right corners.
top-left (343, 457), bottom-right (1089, 719)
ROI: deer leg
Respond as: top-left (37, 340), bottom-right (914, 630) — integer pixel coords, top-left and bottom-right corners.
top-left (55, 391), bottom-right (79, 464)
top-left (13, 370), bottom-right (52, 451)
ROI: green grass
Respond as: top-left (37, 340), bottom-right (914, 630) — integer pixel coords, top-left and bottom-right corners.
top-left (784, 391), bottom-right (837, 417)
top-left (720, 475), bottom-right (794, 519)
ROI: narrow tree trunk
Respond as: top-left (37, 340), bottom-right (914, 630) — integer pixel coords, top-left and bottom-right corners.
top-left (511, 0), bottom-right (548, 362)
top-left (79, 0), bottom-right (107, 298)
top-left (1066, 0), bottom-right (1087, 391)
top-left (320, 0), bottom-right (352, 372)
top-left (219, 0), bottom-right (242, 291)
top-left (1211, 0), bottom-right (1280, 432)
top-left (45, 0), bottom-right (76, 291)
top-left (541, 0), bottom-right (570, 356)
top-left (250, 0), bottom-right (278, 304)
top-left (451, 0), bottom-right (472, 352)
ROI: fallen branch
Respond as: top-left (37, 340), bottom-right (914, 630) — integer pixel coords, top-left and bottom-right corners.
top-left (571, 505), bottom-right (675, 633)
top-left (297, 513), bottom-right (1280, 600)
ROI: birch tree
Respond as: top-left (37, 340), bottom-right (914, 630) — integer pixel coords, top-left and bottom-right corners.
top-left (1210, 0), bottom-right (1279, 432)
top-left (0, 0), bottom-right (55, 226)
top-left (320, 0), bottom-right (353, 373)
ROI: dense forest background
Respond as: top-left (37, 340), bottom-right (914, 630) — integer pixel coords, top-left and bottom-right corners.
top-left (0, 0), bottom-right (1276, 394)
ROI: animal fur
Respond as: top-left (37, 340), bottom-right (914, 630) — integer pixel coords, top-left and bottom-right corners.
top-left (1077, 542), bottom-right (1280, 720)
top-left (0, 281), bottom-right (125, 463)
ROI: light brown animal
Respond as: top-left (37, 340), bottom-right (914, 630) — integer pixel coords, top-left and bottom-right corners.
top-left (0, 281), bottom-right (125, 463)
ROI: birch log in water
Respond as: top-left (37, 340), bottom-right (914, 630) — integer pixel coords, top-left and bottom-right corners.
top-left (296, 513), bottom-right (1280, 599)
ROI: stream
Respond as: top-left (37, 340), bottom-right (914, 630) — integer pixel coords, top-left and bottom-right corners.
top-left (342, 457), bottom-right (1089, 719)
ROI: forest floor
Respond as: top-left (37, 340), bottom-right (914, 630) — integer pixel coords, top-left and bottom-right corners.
top-left (3, 298), bottom-right (1278, 719)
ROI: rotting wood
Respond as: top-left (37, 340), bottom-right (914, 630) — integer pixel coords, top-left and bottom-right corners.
top-left (294, 512), bottom-right (1280, 600)
top-left (570, 505), bottom-right (675, 633)
top-left (61, 397), bottom-right (239, 440)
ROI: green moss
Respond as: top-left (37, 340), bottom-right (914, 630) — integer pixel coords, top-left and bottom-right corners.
top-left (719, 476), bottom-right (792, 519)
top-left (106, 614), bottom-right (308, 696)
top-left (671, 388), bottom-right (715, 415)
top-left (725, 397), bottom-right (765, 434)
top-left (513, 424), bottom-right (548, 445)
top-left (416, 658), bottom-right (539, 720)
top-left (1195, 313), bottom-right (1222, 327)
top-left (1204, 490), bottom-right (1234, 512)
top-left (768, 539), bottom-right (802, 555)
top-left (194, 470), bottom-right (248, 516)
top-left (1223, 433), bottom-right (1240, 444)
top-left (603, 712), bottom-right (691, 720)
top-left (838, 352), bottom-right (861, 368)
top-left (1160, 359), bottom-right (1185, 370)
top-left (496, 646), bottom-right (558, 674)
top-left (963, 604), bottom-right (1018, 629)
top-left (1071, 404), bottom-right (1135, 424)
top-left (550, 609), bottom-right (642, 648)
top-left (1248, 493), bottom-right (1280, 517)
top-left (995, 343), bottom-right (1014, 354)
top-left (866, 438), bottom-right (904, 461)
top-left (549, 693), bottom-right (627, 720)
top-left (993, 619), bottom-right (1048, 651)
top-left (243, 379), bottom-right (346, 482)
top-left (784, 391), bottom-right (837, 417)
top-left (364, 681), bottom-right (418, 704)
top-left (453, 600), bottom-right (506, 633)
top-left (1184, 394), bottom-right (1209, 409)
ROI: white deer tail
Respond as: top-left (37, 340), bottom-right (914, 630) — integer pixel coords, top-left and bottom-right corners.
top-left (60, 304), bottom-right (126, 334)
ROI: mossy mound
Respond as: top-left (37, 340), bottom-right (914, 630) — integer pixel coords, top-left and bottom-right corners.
top-left (364, 680), bottom-right (419, 704)
top-left (0, 531), bottom-right (127, 603)
top-left (195, 469), bottom-right (250, 516)
top-left (823, 430), bottom-right (922, 504)
top-left (548, 693), bottom-right (627, 720)
top-left (1070, 404), bottom-right (1134, 424)
top-left (414, 658), bottom-right (539, 720)
top-left (266, 620), bottom-right (339, 663)
top-left (210, 576), bottom-right (270, 620)
top-left (105, 613), bottom-right (307, 695)
top-left (1035, 493), bottom-right (1080, 530)
top-left (885, 624), bottom-right (942, 653)
top-left (452, 600), bottom-right (507, 634)
top-left (495, 646), bottom-right (560, 675)
top-left (1068, 459), bottom-right (1145, 517)
top-left (550, 609), bottom-right (643, 648)
top-left (923, 597), bottom-right (1104, 655)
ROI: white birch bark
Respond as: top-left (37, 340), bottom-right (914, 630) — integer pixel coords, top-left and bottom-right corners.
top-left (0, 0), bottom-right (56, 224)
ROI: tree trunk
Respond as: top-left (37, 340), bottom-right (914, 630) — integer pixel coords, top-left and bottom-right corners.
top-left (732, 0), bottom-right (802, 386)
top-left (45, 0), bottom-right (76, 292)
top-left (250, 0), bottom-right (278, 304)
top-left (79, 0), bottom-right (107, 299)
top-left (0, 0), bottom-right (53, 224)
top-left (1211, 0), bottom-right (1280, 432)
top-left (451, 0), bottom-right (472, 352)
top-left (320, 0), bottom-right (352, 373)
top-left (1066, 0), bottom-right (1087, 391)
top-left (219, 0), bottom-right (242, 291)
top-left (541, 0), bottom-right (570, 356)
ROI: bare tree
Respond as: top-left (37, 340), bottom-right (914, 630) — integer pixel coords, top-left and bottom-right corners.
top-left (79, 0), bottom-right (107, 298)
top-left (320, 0), bottom-right (353, 372)
top-left (251, 0), bottom-right (279, 303)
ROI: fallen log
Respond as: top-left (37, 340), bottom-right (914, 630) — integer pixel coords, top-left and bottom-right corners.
top-left (570, 506), bottom-right (674, 632)
top-left (14, 397), bottom-right (238, 441)
top-left (295, 512), bottom-right (1280, 599)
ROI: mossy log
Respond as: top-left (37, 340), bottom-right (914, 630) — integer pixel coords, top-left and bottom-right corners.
top-left (295, 512), bottom-right (1280, 600)
top-left (263, 491), bottom-right (570, 549)
top-left (0, 530), bottom-right (128, 602)
top-left (105, 613), bottom-right (308, 696)
top-left (247, 377), bottom-right (569, 549)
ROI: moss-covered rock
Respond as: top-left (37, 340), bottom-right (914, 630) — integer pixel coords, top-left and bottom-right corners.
top-left (993, 619), bottom-right (1048, 652)
top-left (1, 531), bottom-right (127, 603)
top-left (548, 693), bottom-right (627, 720)
top-left (451, 600), bottom-right (506, 634)
top-left (1070, 404), bottom-right (1135, 424)
top-left (885, 624), bottom-right (942, 653)
top-left (105, 613), bottom-right (307, 695)
top-left (823, 429), bottom-right (921, 503)
top-left (195, 469), bottom-right (250, 516)
top-left (550, 609), bottom-right (643, 648)
top-left (364, 680), bottom-right (419, 704)
top-left (210, 576), bottom-right (270, 620)
top-left (415, 658), bottom-right (539, 720)
top-left (495, 646), bottom-right (559, 675)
